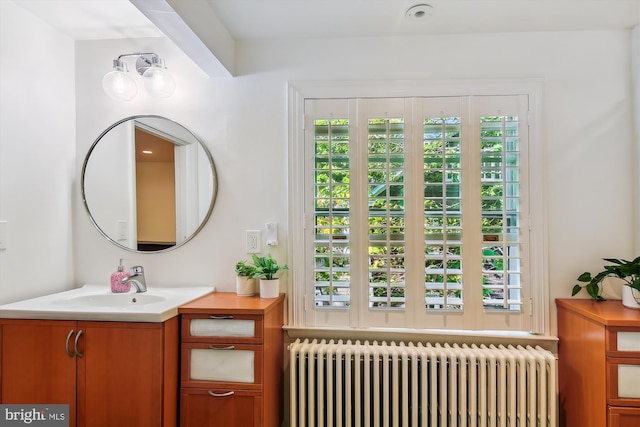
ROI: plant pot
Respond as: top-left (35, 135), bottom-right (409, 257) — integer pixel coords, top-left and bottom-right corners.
top-left (236, 276), bottom-right (257, 296)
top-left (622, 286), bottom-right (640, 309)
top-left (259, 279), bottom-right (280, 298)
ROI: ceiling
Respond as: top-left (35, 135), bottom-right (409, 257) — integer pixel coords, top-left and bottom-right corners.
top-left (13, 0), bottom-right (163, 40)
top-left (12, 0), bottom-right (640, 41)
top-left (208, 0), bottom-right (640, 40)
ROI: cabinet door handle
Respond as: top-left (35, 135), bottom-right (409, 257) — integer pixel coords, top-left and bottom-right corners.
top-left (208, 391), bottom-right (234, 397)
top-left (65, 329), bottom-right (75, 358)
top-left (74, 329), bottom-right (84, 358)
top-left (209, 315), bottom-right (234, 320)
top-left (208, 345), bottom-right (235, 350)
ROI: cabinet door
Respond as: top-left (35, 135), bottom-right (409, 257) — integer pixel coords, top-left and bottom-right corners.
top-left (76, 322), bottom-right (166, 427)
top-left (180, 388), bottom-right (262, 427)
top-left (0, 320), bottom-right (77, 426)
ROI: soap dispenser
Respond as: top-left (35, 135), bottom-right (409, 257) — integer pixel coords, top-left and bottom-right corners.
top-left (111, 258), bottom-right (131, 293)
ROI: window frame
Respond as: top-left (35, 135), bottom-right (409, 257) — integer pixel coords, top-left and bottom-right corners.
top-left (287, 79), bottom-right (548, 335)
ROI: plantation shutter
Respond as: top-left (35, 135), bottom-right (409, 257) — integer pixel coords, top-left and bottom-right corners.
top-left (304, 95), bottom-right (531, 331)
top-left (305, 99), bottom-right (356, 327)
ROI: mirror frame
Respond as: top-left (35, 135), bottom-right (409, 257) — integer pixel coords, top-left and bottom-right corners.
top-left (81, 115), bottom-right (218, 253)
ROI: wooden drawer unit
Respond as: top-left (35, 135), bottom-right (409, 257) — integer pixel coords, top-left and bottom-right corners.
top-left (606, 327), bottom-right (640, 411)
top-left (178, 293), bottom-right (284, 427)
top-left (557, 299), bottom-right (640, 427)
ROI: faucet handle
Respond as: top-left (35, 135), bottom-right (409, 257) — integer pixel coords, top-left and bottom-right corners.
top-left (131, 265), bottom-right (144, 274)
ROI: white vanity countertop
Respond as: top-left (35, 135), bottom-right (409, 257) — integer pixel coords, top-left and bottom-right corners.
top-left (0, 284), bottom-right (215, 323)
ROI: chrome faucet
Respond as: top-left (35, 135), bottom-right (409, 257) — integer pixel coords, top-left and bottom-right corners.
top-left (121, 265), bottom-right (147, 293)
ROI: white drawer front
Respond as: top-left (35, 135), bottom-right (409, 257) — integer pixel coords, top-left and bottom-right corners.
top-left (618, 364), bottom-right (640, 398)
top-left (190, 318), bottom-right (255, 337)
top-left (190, 348), bottom-right (255, 383)
top-left (618, 332), bottom-right (640, 351)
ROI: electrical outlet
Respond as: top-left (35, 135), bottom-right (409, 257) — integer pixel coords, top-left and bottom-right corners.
top-left (246, 230), bottom-right (260, 253)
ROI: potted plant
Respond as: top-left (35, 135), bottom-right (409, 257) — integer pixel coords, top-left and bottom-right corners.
top-left (572, 257), bottom-right (640, 309)
top-left (235, 260), bottom-right (258, 296)
top-left (250, 254), bottom-right (288, 298)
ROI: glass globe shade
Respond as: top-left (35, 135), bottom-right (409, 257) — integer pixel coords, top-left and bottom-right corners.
top-left (102, 70), bottom-right (137, 102)
top-left (141, 67), bottom-right (176, 98)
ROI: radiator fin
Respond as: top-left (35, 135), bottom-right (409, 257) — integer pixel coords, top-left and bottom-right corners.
top-left (290, 339), bottom-right (557, 427)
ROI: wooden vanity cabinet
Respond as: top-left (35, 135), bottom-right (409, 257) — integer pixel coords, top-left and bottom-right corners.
top-left (557, 299), bottom-right (640, 427)
top-left (0, 317), bottom-right (179, 427)
top-left (0, 320), bottom-right (77, 421)
top-left (178, 293), bottom-right (285, 427)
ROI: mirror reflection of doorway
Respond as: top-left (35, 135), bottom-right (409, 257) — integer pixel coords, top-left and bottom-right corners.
top-left (134, 128), bottom-right (176, 251)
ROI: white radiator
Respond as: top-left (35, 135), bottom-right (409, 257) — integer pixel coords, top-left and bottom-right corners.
top-left (290, 339), bottom-right (557, 427)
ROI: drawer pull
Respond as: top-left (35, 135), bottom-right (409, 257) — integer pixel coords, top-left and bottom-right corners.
top-left (209, 315), bottom-right (234, 320)
top-left (65, 329), bottom-right (75, 358)
top-left (74, 329), bottom-right (84, 358)
top-left (208, 391), bottom-right (234, 397)
top-left (208, 345), bottom-right (235, 350)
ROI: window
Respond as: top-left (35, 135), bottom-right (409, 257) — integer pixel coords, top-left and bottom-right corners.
top-left (289, 83), bottom-right (545, 333)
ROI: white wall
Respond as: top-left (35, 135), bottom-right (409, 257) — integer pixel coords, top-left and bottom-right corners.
top-left (0, 1), bottom-right (76, 304)
top-left (71, 30), bottom-right (635, 334)
top-left (634, 25), bottom-right (640, 253)
top-left (1, 0), bottom-right (634, 336)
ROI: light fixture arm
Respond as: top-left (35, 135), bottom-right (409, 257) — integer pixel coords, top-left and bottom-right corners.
top-left (115, 52), bottom-right (166, 76)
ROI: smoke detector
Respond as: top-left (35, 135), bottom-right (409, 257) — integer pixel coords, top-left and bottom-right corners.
top-left (405, 4), bottom-right (434, 20)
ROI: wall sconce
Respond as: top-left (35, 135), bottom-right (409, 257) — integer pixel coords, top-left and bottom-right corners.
top-left (102, 52), bottom-right (176, 102)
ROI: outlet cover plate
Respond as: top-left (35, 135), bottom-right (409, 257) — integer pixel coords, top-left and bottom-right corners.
top-left (246, 230), bottom-right (260, 253)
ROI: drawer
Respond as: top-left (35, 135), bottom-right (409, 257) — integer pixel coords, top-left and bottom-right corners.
top-left (608, 406), bottom-right (640, 427)
top-left (607, 358), bottom-right (640, 407)
top-left (181, 313), bottom-right (263, 344)
top-left (606, 327), bottom-right (640, 358)
top-left (181, 388), bottom-right (262, 427)
top-left (181, 343), bottom-right (262, 390)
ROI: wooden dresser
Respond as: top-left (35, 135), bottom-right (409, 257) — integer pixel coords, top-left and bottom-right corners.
top-left (178, 293), bottom-right (285, 427)
top-left (556, 299), bottom-right (640, 427)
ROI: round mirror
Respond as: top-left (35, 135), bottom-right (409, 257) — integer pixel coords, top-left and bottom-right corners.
top-left (82, 115), bottom-right (217, 253)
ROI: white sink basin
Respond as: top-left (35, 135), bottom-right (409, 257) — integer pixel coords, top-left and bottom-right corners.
top-left (0, 284), bottom-right (214, 322)
top-left (55, 293), bottom-right (167, 308)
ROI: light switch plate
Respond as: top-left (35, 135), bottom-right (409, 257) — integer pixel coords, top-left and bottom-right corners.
top-left (116, 220), bottom-right (128, 242)
top-left (265, 222), bottom-right (278, 246)
top-left (0, 221), bottom-right (7, 250)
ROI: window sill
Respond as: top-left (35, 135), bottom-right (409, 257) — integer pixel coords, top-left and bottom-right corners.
top-left (283, 325), bottom-right (558, 353)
